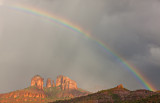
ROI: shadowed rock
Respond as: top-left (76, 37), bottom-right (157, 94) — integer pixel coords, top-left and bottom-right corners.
top-left (52, 80), bottom-right (55, 87)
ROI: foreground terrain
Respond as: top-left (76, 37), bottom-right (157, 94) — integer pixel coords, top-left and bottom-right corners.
top-left (52, 84), bottom-right (160, 103)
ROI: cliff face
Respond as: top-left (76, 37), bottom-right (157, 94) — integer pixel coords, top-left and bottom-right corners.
top-left (31, 75), bottom-right (44, 90)
top-left (52, 80), bottom-right (55, 87)
top-left (46, 78), bottom-right (56, 88)
top-left (46, 78), bottom-right (52, 88)
top-left (56, 75), bottom-right (77, 90)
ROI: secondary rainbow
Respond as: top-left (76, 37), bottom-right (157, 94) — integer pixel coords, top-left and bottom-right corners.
top-left (7, 4), bottom-right (156, 91)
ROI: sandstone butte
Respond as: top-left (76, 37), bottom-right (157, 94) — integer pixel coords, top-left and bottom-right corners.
top-left (31, 75), bottom-right (44, 90)
top-left (116, 84), bottom-right (124, 89)
top-left (56, 75), bottom-right (78, 90)
top-left (31, 75), bottom-right (78, 91)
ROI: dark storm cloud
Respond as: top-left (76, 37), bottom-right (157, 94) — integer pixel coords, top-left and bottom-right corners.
top-left (0, 0), bottom-right (160, 93)
top-left (93, 0), bottom-right (160, 58)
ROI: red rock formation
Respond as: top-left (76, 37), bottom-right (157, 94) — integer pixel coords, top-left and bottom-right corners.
top-left (0, 75), bottom-right (91, 103)
top-left (56, 75), bottom-right (77, 90)
top-left (46, 78), bottom-right (52, 88)
top-left (116, 84), bottom-right (124, 89)
top-left (52, 80), bottom-right (55, 87)
top-left (31, 75), bottom-right (44, 90)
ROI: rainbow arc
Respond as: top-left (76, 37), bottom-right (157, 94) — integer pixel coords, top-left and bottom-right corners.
top-left (5, 3), bottom-right (157, 91)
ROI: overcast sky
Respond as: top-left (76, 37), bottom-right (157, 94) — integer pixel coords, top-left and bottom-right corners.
top-left (0, 0), bottom-right (160, 93)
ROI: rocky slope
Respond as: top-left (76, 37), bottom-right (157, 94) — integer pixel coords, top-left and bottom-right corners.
top-left (0, 75), bottom-right (90, 103)
top-left (0, 86), bottom-right (46, 103)
top-left (53, 84), bottom-right (159, 103)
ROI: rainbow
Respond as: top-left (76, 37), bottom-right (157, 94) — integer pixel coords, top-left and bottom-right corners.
top-left (6, 3), bottom-right (156, 91)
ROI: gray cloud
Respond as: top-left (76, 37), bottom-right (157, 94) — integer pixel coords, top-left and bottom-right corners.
top-left (0, 0), bottom-right (160, 93)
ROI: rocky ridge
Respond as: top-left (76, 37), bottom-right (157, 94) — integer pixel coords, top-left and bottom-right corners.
top-left (53, 84), bottom-right (160, 103)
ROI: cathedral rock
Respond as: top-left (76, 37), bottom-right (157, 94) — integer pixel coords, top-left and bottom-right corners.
top-left (30, 75), bottom-right (77, 90)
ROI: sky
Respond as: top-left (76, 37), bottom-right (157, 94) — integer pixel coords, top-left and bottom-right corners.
top-left (0, 0), bottom-right (160, 93)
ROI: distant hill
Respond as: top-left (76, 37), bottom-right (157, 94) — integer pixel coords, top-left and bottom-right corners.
top-left (52, 84), bottom-right (159, 103)
top-left (0, 75), bottom-right (90, 103)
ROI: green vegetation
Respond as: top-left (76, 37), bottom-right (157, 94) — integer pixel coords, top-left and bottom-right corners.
top-left (44, 87), bottom-right (62, 99)
top-left (112, 94), bottom-right (120, 101)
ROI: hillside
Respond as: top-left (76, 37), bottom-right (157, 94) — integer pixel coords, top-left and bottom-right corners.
top-left (52, 84), bottom-right (159, 103)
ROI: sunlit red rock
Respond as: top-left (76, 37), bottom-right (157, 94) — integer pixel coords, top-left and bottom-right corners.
top-left (116, 84), bottom-right (124, 89)
top-left (31, 75), bottom-right (44, 90)
top-left (56, 75), bottom-right (77, 90)
top-left (13, 94), bottom-right (17, 98)
top-left (46, 78), bottom-right (52, 88)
